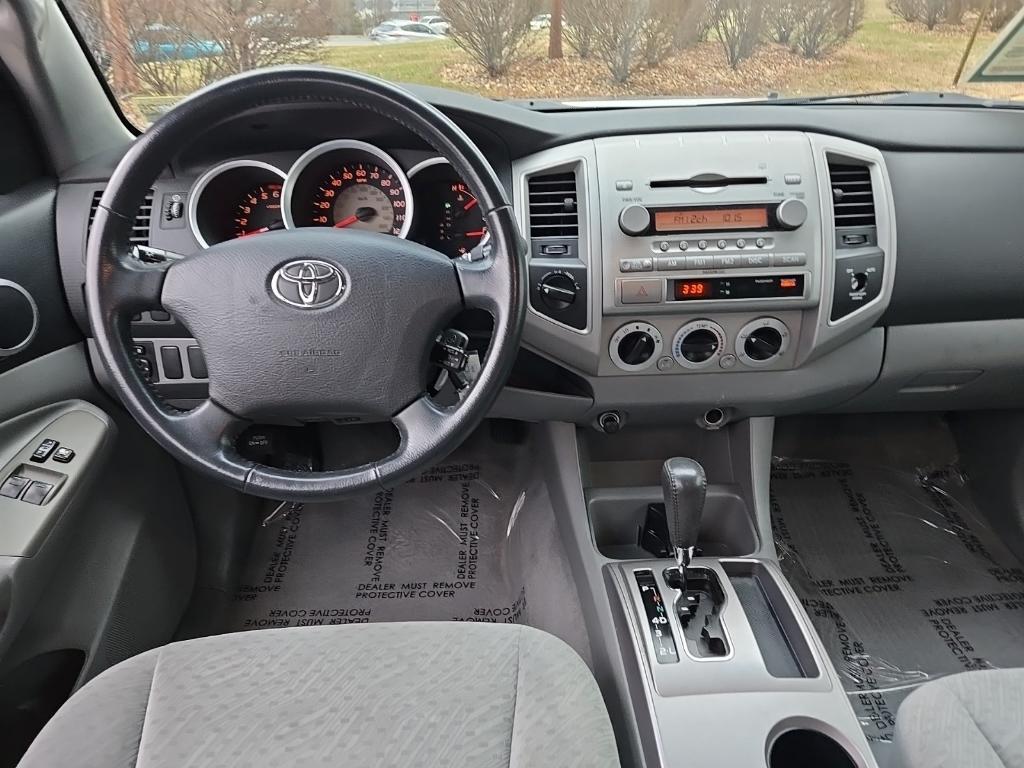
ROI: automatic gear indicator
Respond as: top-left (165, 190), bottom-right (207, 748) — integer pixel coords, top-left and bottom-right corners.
top-left (635, 570), bottom-right (679, 663)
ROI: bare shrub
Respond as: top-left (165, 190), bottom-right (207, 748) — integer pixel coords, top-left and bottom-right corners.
top-left (766, 0), bottom-right (803, 43)
top-left (439, 0), bottom-right (540, 77)
top-left (708, 0), bottom-right (767, 68)
top-left (588, 0), bottom-right (649, 83)
top-left (791, 0), bottom-right (859, 57)
top-left (640, 0), bottom-right (690, 65)
top-left (564, 0), bottom-right (597, 58)
top-left (886, 0), bottom-right (921, 22)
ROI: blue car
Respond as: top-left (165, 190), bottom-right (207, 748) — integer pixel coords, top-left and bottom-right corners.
top-left (133, 24), bottom-right (223, 61)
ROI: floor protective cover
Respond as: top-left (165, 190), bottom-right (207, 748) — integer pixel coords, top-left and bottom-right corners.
top-left (771, 417), bottom-right (1024, 767)
top-left (222, 429), bottom-right (592, 663)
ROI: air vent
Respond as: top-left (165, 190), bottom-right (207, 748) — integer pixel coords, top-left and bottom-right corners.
top-left (87, 189), bottom-right (155, 247)
top-left (828, 162), bottom-right (875, 228)
top-left (528, 171), bottom-right (579, 238)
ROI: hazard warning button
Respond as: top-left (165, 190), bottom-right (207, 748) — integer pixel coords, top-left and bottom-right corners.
top-left (620, 279), bottom-right (664, 304)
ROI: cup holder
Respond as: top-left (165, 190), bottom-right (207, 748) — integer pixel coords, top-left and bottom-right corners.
top-left (768, 728), bottom-right (858, 768)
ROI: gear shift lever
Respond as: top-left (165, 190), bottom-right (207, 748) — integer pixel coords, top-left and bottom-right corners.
top-left (661, 457), bottom-right (707, 571)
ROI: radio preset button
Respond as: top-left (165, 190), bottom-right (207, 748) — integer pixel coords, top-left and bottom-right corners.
top-left (620, 279), bottom-right (663, 304)
top-left (659, 241), bottom-right (670, 252)
top-left (736, 239), bottom-right (746, 249)
top-left (687, 255), bottom-right (715, 270)
top-left (717, 239), bottom-right (728, 249)
top-left (697, 240), bottom-right (708, 250)
top-left (756, 238), bottom-right (767, 248)
top-left (679, 241), bottom-right (689, 251)
top-left (655, 256), bottom-right (686, 271)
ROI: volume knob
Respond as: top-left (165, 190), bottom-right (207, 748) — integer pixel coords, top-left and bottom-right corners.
top-left (618, 205), bottom-right (651, 236)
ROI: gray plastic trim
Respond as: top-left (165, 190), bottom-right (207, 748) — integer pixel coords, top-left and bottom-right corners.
top-left (0, 279), bottom-right (39, 357)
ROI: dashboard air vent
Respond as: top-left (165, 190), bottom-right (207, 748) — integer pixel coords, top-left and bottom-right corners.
top-left (87, 189), bottom-right (155, 247)
top-left (528, 171), bottom-right (579, 238)
top-left (828, 162), bottom-right (875, 228)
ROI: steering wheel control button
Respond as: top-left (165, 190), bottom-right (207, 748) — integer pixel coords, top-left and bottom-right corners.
top-left (672, 320), bottom-right (727, 370)
top-left (52, 447), bottom-right (75, 464)
top-left (736, 317), bottom-right (790, 367)
top-left (620, 279), bottom-right (663, 305)
top-left (21, 481), bottom-right (54, 506)
top-left (160, 346), bottom-right (184, 380)
top-left (610, 322), bottom-right (663, 372)
top-left (187, 346), bottom-right (208, 379)
top-left (271, 259), bottom-right (346, 309)
top-left (0, 475), bottom-right (30, 499)
top-left (432, 329), bottom-right (471, 390)
top-left (31, 439), bottom-right (58, 463)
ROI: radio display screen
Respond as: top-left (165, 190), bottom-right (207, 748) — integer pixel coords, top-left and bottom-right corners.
top-left (654, 206), bottom-right (769, 233)
top-left (673, 275), bottom-right (805, 301)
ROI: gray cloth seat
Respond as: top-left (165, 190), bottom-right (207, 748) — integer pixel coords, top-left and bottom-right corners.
top-left (18, 622), bottom-right (620, 768)
top-left (895, 669), bottom-right (1024, 768)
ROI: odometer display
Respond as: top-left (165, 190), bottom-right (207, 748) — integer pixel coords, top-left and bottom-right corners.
top-left (284, 140), bottom-right (413, 238)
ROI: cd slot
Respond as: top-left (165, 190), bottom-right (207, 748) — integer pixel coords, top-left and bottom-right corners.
top-left (650, 176), bottom-right (768, 189)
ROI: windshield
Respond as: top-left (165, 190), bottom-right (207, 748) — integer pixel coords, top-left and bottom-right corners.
top-left (62, 0), bottom-right (1024, 126)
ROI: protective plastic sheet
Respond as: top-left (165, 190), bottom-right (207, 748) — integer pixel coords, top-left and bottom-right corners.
top-left (771, 454), bottom-right (1024, 766)
top-left (222, 429), bottom-right (592, 664)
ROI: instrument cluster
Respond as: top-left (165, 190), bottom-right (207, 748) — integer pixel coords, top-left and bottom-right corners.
top-left (187, 140), bottom-right (487, 259)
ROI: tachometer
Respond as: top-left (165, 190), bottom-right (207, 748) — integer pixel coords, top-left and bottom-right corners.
top-left (188, 160), bottom-right (286, 247)
top-left (408, 158), bottom-right (487, 258)
top-left (283, 140), bottom-right (413, 237)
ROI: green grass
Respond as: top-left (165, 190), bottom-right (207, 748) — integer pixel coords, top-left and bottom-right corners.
top-left (318, 39), bottom-right (460, 88)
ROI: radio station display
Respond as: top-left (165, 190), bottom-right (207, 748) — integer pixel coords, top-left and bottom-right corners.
top-left (654, 206), bottom-right (769, 233)
top-left (672, 275), bottom-right (805, 301)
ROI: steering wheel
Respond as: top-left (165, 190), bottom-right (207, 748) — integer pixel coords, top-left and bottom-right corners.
top-left (86, 68), bottom-right (525, 501)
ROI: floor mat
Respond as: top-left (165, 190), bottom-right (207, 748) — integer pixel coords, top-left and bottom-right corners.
top-left (221, 429), bottom-right (592, 664)
top-left (771, 417), bottom-right (1024, 767)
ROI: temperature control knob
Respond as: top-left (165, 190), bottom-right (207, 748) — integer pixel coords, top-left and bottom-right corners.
top-left (610, 322), bottom-right (663, 371)
top-left (538, 271), bottom-right (579, 312)
top-left (775, 199), bottom-right (808, 230)
top-left (736, 317), bottom-right (790, 367)
top-left (672, 320), bottom-right (727, 369)
top-left (618, 205), bottom-right (652, 236)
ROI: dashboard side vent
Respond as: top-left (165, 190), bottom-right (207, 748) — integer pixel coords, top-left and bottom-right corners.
top-left (827, 162), bottom-right (875, 228)
top-left (87, 189), bottom-right (155, 247)
top-left (528, 171), bottom-right (579, 238)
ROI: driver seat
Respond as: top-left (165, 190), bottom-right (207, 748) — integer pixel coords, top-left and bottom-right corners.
top-left (18, 622), bottom-right (620, 768)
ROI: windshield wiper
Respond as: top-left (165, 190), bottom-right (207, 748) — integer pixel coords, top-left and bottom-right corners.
top-left (744, 90), bottom-right (1014, 107)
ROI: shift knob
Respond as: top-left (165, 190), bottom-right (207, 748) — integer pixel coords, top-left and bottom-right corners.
top-left (661, 457), bottom-right (707, 566)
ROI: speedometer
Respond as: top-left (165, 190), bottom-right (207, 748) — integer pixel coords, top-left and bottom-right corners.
top-left (283, 140), bottom-right (413, 238)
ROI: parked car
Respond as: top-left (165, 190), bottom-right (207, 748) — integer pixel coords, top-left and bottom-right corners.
top-left (530, 13), bottom-right (551, 30)
top-left (368, 20), bottom-right (442, 42)
top-left (132, 24), bottom-right (223, 61)
top-left (418, 15), bottom-right (450, 34)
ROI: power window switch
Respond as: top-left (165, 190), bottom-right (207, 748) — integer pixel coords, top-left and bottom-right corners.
top-left (31, 439), bottom-right (59, 462)
top-left (21, 481), bottom-right (54, 505)
top-left (53, 447), bottom-right (75, 463)
top-left (0, 475), bottom-right (30, 499)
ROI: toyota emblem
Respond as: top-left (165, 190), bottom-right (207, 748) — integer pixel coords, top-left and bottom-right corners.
top-left (271, 260), bottom-right (345, 309)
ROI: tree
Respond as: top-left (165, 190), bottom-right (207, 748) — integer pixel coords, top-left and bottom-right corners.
top-left (549, 0), bottom-right (564, 58)
top-left (886, 0), bottom-right (921, 22)
top-left (708, 0), bottom-right (766, 68)
top-left (564, 0), bottom-right (597, 57)
top-left (639, 0), bottom-right (689, 65)
top-left (440, 0), bottom-right (541, 77)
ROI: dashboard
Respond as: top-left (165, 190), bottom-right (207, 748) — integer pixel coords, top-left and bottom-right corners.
top-left (53, 92), bottom-right (1024, 427)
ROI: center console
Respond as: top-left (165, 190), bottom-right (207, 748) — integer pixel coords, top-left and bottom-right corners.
top-left (513, 131), bottom-right (896, 427)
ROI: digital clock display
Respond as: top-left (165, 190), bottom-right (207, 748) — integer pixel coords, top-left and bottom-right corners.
top-left (654, 206), bottom-right (769, 233)
top-left (675, 280), bottom-right (712, 299)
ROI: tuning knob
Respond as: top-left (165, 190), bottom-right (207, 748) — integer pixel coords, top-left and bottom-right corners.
top-left (618, 205), bottom-right (651, 236)
top-left (775, 199), bottom-right (807, 230)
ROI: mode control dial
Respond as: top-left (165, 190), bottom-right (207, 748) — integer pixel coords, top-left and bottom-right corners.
top-left (672, 320), bottom-right (727, 370)
top-left (619, 204), bottom-right (651, 236)
top-left (775, 198), bottom-right (808, 230)
top-left (736, 317), bottom-right (790, 367)
top-left (538, 271), bottom-right (579, 312)
top-left (610, 322), bottom-right (663, 372)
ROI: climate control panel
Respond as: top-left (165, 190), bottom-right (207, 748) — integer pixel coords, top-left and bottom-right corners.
top-left (609, 316), bottom-right (794, 373)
